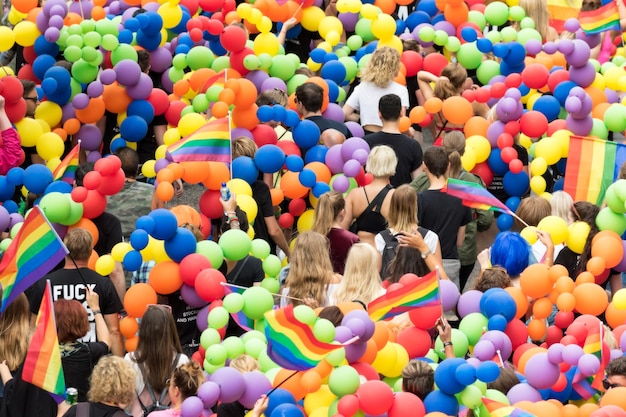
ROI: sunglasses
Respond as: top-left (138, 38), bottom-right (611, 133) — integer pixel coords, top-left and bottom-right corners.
top-left (603, 379), bottom-right (622, 390)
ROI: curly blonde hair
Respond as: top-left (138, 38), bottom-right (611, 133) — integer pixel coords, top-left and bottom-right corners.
top-left (333, 243), bottom-right (382, 304)
top-left (88, 356), bottom-right (137, 406)
top-left (360, 47), bottom-right (401, 88)
top-left (171, 361), bottom-right (205, 400)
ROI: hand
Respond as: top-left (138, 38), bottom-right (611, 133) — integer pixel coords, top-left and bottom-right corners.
top-left (86, 288), bottom-right (100, 311)
top-left (0, 96), bottom-right (5, 111)
top-left (173, 179), bottom-right (184, 198)
top-left (477, 248), bottom-right (490, 270)
top-left (535, 230), bottom-right (553, 248)
top-left (396, 228), bottom-right (428, 252)
top-left (303, 297), bottom-right (320, 309)
top-left (0, 360), bottom-right (12, 384)
top-left (219, 192), bottom-right (237, 213)
top-left (283, 17), bottom-right (298, 31)
top-left (436, 316), bottom-right (452, 344)
top-left (251, 395), bottom-right (269, 417)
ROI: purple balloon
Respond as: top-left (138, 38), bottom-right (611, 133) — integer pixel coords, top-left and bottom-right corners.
top-left (115, 60), bottom-right (142, 86)
top-left (352, 148), bottom-right (369, 165)
top-left (507, 383), bottom-right (542, 403)
top-left (575, 30), bottom-right (601, 49)
top-left (344, 318), bottom-right (366, 338)
top-left (433, 20), bottom-right (455, 36)
top-left (197, 381), bottom-right (220, 408)
top-left (154, 158), bottom-right (170, 173)
top-left (245, 70), bottom-right (271, 92)
top-left (480, 330), bottom-right (512, 360)
top-left (524, 39), bottom-right (543, 56)
top-left (611, 349), bottom-right (623, 361)
top-left (486, 120), bottom-right (506, 147)
top-left (86, 151), bottom-right (102, 163)
top-left (325, 145), bottom-right (346, 174)
top-left (345, 121), bottom-right (364, 138)
top-left (615, 241), bottom-right (626, 273)
top-left (543, 42), bottom-right (558, 55)
top-left (181, 396), bottom-right (204, 417)
top-left (565, 96), bottom-right (582, 114)
top-left (181, 284), bottom-right (209, 308)
top-left (340, 137), bottom-right (370, 161)
top-left (473, 340), bottom-right (496, 361)
top-left (605, 88), bottom-right (620, 104)
top-left (72, 93), bottom-right (90, 110)
top-left (566, 115), bottom-right (593, 136)
top-left (577, 353), bottom-right (600, 377)
top-left (261, 77), bottom-right (287, 93)
top-left (69, 0), bottom-right (93, 18)
top-left (440, 279), bottom-right (460, 312)
top-left (457, 290), bottom-right (483, 318)
top-left (547, 343), bottom-right (565, 364)
top-left (8, 213), bottom-right (24, 229)
top-left (107, 1), bottom-right (121, 15)
top-left (75, 124), bottom-right (103, 151)
top-left (48, 14), bottom-right (65, 29)
top-left (36, 11), bottom-right (49, 33)
top-left (239, 371), bottom-right (272, 409)
top-left (125, 73), bottom-right (153, 100)
top-left (566, 40), bottom-right (592, 67)
top-left (0, 206), bottom-right (10, 232)
top-left (121, 6), bottom-right (140, 22)
top-left (322, 103), bottom-right (345, 123)
top-left (334, 325), bottom-right (353, 343)
top-left (99, 69), bottom-right (117, 85)
top-left (564, 18), bottom-right (580, 33)
top-left (558, 38), bottom-right (575, 55)
top-left (338, 12), bottom-right (359, 32)
top-left (345, 342), bottom-right (368, 363)
top-left (210, 367), bottom-right (245, 403)
top-left (343, 309), bottom-right (375, 340)
top-left (231, 128), bottom-right (253, 141)
top-left (343, 159), bottom-right (361, 177)
top-left (43, 0), bottom-right (68, 15)
top-left (87, 81), bottom-right (104, 98)
top-left (562, 343), bottom-right (584, 366)
top-left (196, 305), bottom-right (209, 332)
top-left (568, 62), bottom-right (597, 88)
top-left (332, 174), bottom-right (350, 192)
top-left (149, 47), bottom-right (173, 73)
top-left (161, 70), bottom-right (174, 94)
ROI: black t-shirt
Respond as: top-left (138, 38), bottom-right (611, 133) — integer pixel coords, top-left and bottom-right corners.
top-left (215, 401), bottom-right (246, 417)
top-left (306, 115), bottom-right (351, 138)
top-left (90, 212), bottom-right (123, 257)
top-left (417, 190), bottom-right (473, 260)
top-left (364, 131), bottom-right (423, 187)
top-left (0, 364), bottom-right (58, 417)
top-left (61, 342), bottom-right (109, 402)
top-left (62, 402), bottom-right (128, 417)
top-left (251, 180), bottom-right (278, 255)
top-left (166, 291), bottom-right (202, 357)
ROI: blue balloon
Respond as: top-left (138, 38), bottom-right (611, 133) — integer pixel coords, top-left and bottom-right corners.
top-left (326, 79), bottom-right (340, 103)
top-left (454, 363), bottom-right (477, 386)
top-left (434, 358), bottom-right (466, 395)
top-left (417, 0), bottom-right (438, 16)
top-left (273, 105), bottom-right (287, 123)
top-left (255, 145), bottom-right (286, 173)
top-left (479, 288), bottom-right (505, 314)
top-left (321, 60), bottom-right (347, 84)
top-left (292, 119), bottom-right (320, 150)
top-left (148, 209), bottom-right (178, 240)
top-left (6, 167), bottom-right (24, 187)
top-left (23, 164), bottom-right (53, 195)
top-left (312, 182), bottom-right (330, 198)
top-left (118, 28), bottom-right (134, 44)
top-left (497, 213), bottom-right (514, 231)
top-left (304, 145), bottom-right (328, 164)
top-left (136, 215), bottom-right (155, 234)
top-left (44, 181), bottom-right (72, 195)
top-left (257, 105), bottom-right (275, 123)
top-left (533, 95), bottom-right (561, 122)
top-left (136, 30), bottom-right (162, 52)
top-left (506, 42), bottom-right (526, 65)
top-left (285, 155), bottom-right (304, 172)
top-left (283, 110), bottom-right (301, 128)
top-left (500, 61), bottom-right (525, 77)
top-left (130, 229), bottom-right (150, 251)
top-left (553, 81), bottom-right (577, 106)
top-left (269, 404), bottom-right (303, 417)
top-left (120, 116), bottom-right (148, 142)
top-left (208, 38), bottom-right (227, 56)
top-left (487, 149), bottom-right (509, 176)
top-left (164, 228), bottom-right (197, 263)
top-left (2, 200), bottom-right (18, 214)
top-left (476, 38), bottom-right (493, 53)
top-left (322, 52), bottom-right (338, 63)
top-left (395, 19), bottom-right (406, 36)
top-left (487, 314), bottom-right (508, 331)
top-left (503, 171), bottom-right (530, 197)
top-left (110, 137), bottom-right (128, 153)
top-left (476, 361), bottom-right (501, 383)
top-left (266, 388), bottom-right (296, 417)
top-left (310, 48), bottom-right (326, 64)
top-left (170, 8), bottom-right (191, 34)
top-left (141, 12), bottom-right (164, 34)
top-left (123, 250), bottom-right (143, 272)
top-left (405, 11), bottom-right (432, 31)
top-left (34, 37), bottom-right (59, 57)
top-left (461, 27), bottom-right (478, 42)
top-left (33, 54), bottom-right (58, 81)
top-left (423, 390), bottom-right (459, 416)
top-left (232, 156), bottom-right (259, 184)
top-left (127, 100), bottom-right (155, 124)
top-left (174, 43), bottom-right (191, 55)
top-left (298, 169), bottom-right (316, 188)
top-left (505, 196), bottom-right (521, 212)
top-left (482, 289), bottom-right (516, 321)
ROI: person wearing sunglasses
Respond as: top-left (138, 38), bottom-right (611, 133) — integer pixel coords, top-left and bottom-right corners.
top-left (604, 356), bottom-right (626, 390)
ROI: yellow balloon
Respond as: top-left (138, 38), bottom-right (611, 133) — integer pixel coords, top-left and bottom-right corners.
top-left (34, 101), bottom-right (63, 128)
top-left (386, 342), bottom-right (410, 377)
top-left (519, 133), bottom-right (532, 149)
top-left (247, 227), bottom-right (255, 240)
top-left (111, 242), bottom-right (133, 262)
top-left (466, 135), bottom-right (491, 163)
top-left (36, 131), bottom-right (65, 161)
top-left (236, 194), bottom-right (258, 223)
top-left (318, 16), bottom-right (343, 38)
top-left (47, 157), bottom-right (61, 173)
top-left (307, 408), bottom-right (330, 417)
top-left (530, 175), bottom-right (546, 195)
top-left (347, 0), bottom-right (362, 13)
top-left (551, 129), bottom-right (571, 158)
top-left (36, 118), bottom-right (51, 133)
top-left (178, 113), bottom-right (207, 137)
top-left (0, 26), bottom-right (15, 52)
top-left (257, 16), bottom-right (273, 34)
top-left (520, 226), bottom-right (538, 244)
top-left (537, 215), bottom-right (568, 245)
top-left (236, 3), bottom-right (252, 19)
top-left (372, 341), bottom-right (398, 376)
top-left (227, 178), bottom-right (253, 197)
top-left (371, 14), bottom-right (395, 40)
top-left (0, 66), bottom-right (14, 78)
top-left (604, 66), bottom-right (624, 91)
top-left (566, 221), bottom-right (590, 254)
top-left (360, 3), bottom-right (380, 19)
top-left (95, 254), bottom-right (116, 276)
top-left (142, 160), bottom-right (157, 178)
top-left (325, 30), bottom-right (340, 46)
top-left (151, 238), bottom-right (172, 263)
top-left (158, 3), bottom-right (183, 29)
top-left (377, 36), bottom-right (403, 54)
top-left (301, 6), bottom-right (325, 32)
top-left (534, 137), bottom-right (560, 165)
top-left (163, 128), bottom-right (181, 146)
top-left (15, 117), bottom-right (43, 147)
top-left (297, 209), bottom-right (315, 233)
top-left (306, 58), bottom-right (322, 72)
top-left (13, 20), bottom-right (39, 47)
top-left (303, 385), bottom-right (335, 415)
top-left (612, 288), bottom-right (626, 310)
top-left (530, 157), bottom-right (547, 176)
top-left (253, 33), bottom-right (280, 56)
top-left (591, 73), bottom-right (606, 91)
top-left (461, 146), bottom-right (477, 172)
top-left (155, 144), bottom-right (168, 160)
top-left (8, 7), bottom-right (27, 26)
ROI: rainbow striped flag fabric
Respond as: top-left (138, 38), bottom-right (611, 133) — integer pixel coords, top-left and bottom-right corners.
top-left (579, 0), bottom-right (621, 34)
top-left (442, 178), bottom-right (512, 215)
top-left (481, 398), bottom-right (536, 417)
top-left (22, 280), bottom-right (66, 402)
top-left (167, 118), bottom-right (231, 164)
top-left (0, 206), bottom-right (68, 312)
top-left (563, 136), bottom-right (626, 205)
top-left (368, 270), bottom-right (440, 321)
top-left (583, 323), bottom-right (608, 390)
top-left (52, 144), bottom-right (80, 184)
top-left (548, 0), bottom-right (583, 33)
top-left (264, 305), bottom-right (344, 370)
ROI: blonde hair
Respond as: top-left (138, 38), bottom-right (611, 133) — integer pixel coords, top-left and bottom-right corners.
top-left (333, 243), bottom-right (382, 304)
top-left (550, 191), bottom-right (574, 223)
top-left (312, 191), bottom-right (345, 236)
top-left (171, 361), bottom-right (205, 400)
top-left (0, 294), bottom-right (30, 371)
top-left (434, 63), bottom-right (467, 100)
top-left (360, 47), bottom-right (401, 88)
top-left (442, 131), bottom-right (465, 179)
top-left (232, 136), bottom-right (258, 159)
top-left (286, 231), bottom-right (334, 307)
top-left (65, 228), bottom-right (93, 261)
top-left (88, 356), bottom-right (137, 406)
top-left (388, 184), bottom-right (418, 233)
top-left (366, 145), bottom-right (397, 178)
top-left (518, 0), bottom-right (551, 41)
top-left (255, 88), bottom-right (288, 107)
top-left (230, 354), bottom-right (260, 373)
top-left (515, 196), bottom-right (551, 228)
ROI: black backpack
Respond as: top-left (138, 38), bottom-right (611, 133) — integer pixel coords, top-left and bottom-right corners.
top-left (137, 353), bottom-right (181, 417)
top-left (380, 227), bottom-right (429, 278)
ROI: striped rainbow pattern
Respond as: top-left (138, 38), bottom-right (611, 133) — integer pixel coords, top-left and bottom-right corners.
top-left (52, 144), bottom-right (80, 184)
top-left (442, 178), bottom-right (512, 215)
top-left (22, 280), bottom-right (66, 402)
top-left (579, 0), bottom-right (621, 34)
top-left (548, 0), bottom-right (582, 33)
top-left (481, 398), bottom-right (537, 417)
top-left (368, 270), bottom-right (440, 321)
top-left (167, 118), bottom-right (231, 164)
top-left (0, 206), bottom-right (68, 312)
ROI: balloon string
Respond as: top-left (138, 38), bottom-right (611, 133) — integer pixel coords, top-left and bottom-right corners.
top-left (220, 281), bottom-right (306, 303)
top-left (266, 370), bottom-right (299, 397)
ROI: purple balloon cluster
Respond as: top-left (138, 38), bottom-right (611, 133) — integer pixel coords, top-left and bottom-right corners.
top-left (335, 309), bottom-right (376, 363)
top-left (37, 0), bottom-right (69, 43)
top-left (565, 86), bottom-right (594, 136)
top-left (325, 137), bottom-right (370, 192)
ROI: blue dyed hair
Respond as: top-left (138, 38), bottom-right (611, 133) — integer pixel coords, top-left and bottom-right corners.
top-left (490, 231), bottom-right (531, 277)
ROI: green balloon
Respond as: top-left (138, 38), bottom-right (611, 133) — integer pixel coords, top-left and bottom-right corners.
top-left (187, 46), bottom-right (215, 71)
top-left (519, 16), bottom-right (536, 30)
top-left (208, 306), bottom-right (230, 329)
top-left (260, 277), bottom-right (280, 293)
top-left (262, 254), bottom-right (282, 277)
top-left (508, 5), bottom-right (526, 21)
top-left (590, 118), bottom-right (609, 139)
top-left (328, 366), bottom-right (360, 397)
top-left (484, 1), bottom-right (509, 26)
top-left (95, 19), bottom-right (119, 37)
top-left (71, 59), bottom-right (98, 84)
top-left (67, 24), bottom-right (83, 36)
top-left (476, 59), bottom-right (500, 86)
top-left (0, 238), bottom-right (11, 252)
top-left (445, 36), bottom-right (461, 53)
top-left (434, 329), bottom-right (469, 359)
top-left (258, 349), bottom-right (280, 372)
top-left (192, 95), bottom-right (209, 113)
top-left (172, 53), bottom-right (188, 70)
top-left (205, 344), bottom-right (228, 365)
top-left (219, 229), bottom-right (251, 261)
top-left (337, 88), bottom-right (346, 102)
top-left (58, 28), bottom-right (69, 47)
top-left (244, 337), bottom-right (267, 358)
top-left (250, 238), bottom-right (271, 260)
top-left (80, 19), bottom-right (96, 34)
top-left (613, 55), bottom-right (626, 66)
top-left (206, 85), bottom-right (223, 102)
top-left (203, 360), bottom-right (224, 374)
top-left (81, 46), bottom-right (98, 62)
top-left (500, 27), bottom-right (517, 43)
top-left (313, 318), bottom-right (335, 343)
top-left (287, 73), bottom-right (309, 95)
top-left (286, 53), bottom-right (301, 69)
top-left (604, 104), bottom-right (626, 132)
top-left (212, 55), bottom-right (231, 72)
top-left (346, 35), bottom-right (363, 51)
top-left (425, 348), bottom-right (439, 363)
top-left (467, 10), bottom-right (487, 30)
top-left (258, 53), bottom-right (273, 70)
top-left (458, 312), bottom-right (488, 346)
top-left (63, 46), bottom-right (82, 63)
top-left (460, 385), bottom-right (482, 409)
top-left (293, 304), bottom-right (317, 325)
top-left (418, 26), bottom-right (435, 43)
top-left (39, 192), bottom-right (70, 224)
top-left (200, 328), bottom-right (222, 349)
top-left (355, 19), bottom-right (375, 43)
top-left (222, 336), bottom-right (246, 359)
top-left (339, 56), bottom-right (358, 81)
top-left (222, 293), bottom-right (244, 313)
top-left (69, 79), bottom-right (82, 101)
top-left (485, 30), bottom-right (502, 44)
top-left (60, 199), bottom-right (84, 226)
top-left (269, 55), bottom-right (296, 81)
top-left (83, 32), bottom-right (102, 48)
top-left (196, 240), bottom-right (224, 269)
top-left (614, 179), bottom-right (626, 200)
top-left (456, 43), bottom-right (482, 70)
top-left (433, 30), bottom-right (448, 47)
top-left (110, 44), bottom-right (137, 66)
top-left (516, 28), bottom-right (542, 45)
top-left (596, 206), bottom-right (626, 235)
top-left (242, 286), bottom-right (274, 320)
top-left (180, 105), bottom-right (196, 118)
top-left (325, 347), bottom-right (345, 366)
top-left (65, 34), bottom-right (84, 48)
top-left (241, 330), bottom-right (267, 344)
top-left (243, 54), bottom-right (260, 71)
top-left (474, 380), bottom-right (487, 395)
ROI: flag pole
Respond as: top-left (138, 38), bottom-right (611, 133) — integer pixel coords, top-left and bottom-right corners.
top-left (435, 265), bottom-right (444, 318)
top-left (220, 281), bottom-right (307, 303)
top-left (225, 70), bottom-right (233, 183)
top-left (508, 210), bottom-right (530, 228)
top-left (267, 370), bottom-right (299, 396)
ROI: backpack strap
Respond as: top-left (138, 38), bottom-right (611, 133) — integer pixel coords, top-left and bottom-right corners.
top-left (380, 229), bottom-right (394, 245)
top-left (76, 402), bottom-right (90, 417)
top-left (362, 185), bottom-right (392, 217)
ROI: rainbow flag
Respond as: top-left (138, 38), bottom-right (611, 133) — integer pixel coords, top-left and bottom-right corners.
top-left (167, 118), bottom-right (231, 164)
top-left (368, 270), bottom-right (440, 321)
top-left (584, 323), bottom-right (608, 390)
top-left (563, 136), bottom-right (626, 205)
top-left (481, 398), bottom-right (536, 417)
top-left (22, 280), bottom-right (66, 403)
top-left (579, 0), bottom-right (620, 34)
top-left (442, 178), bottom-right (512, 214)
top-left (0, 206), bottom-right (68, 312)
top-left (231, 310), bottom-right (254, 332)
top-left (52, 144), bottom-right (80, 184)
top-left (264, 305), bottom-right (344, 370)
top-left (548, 0), bottom-right (583, 33)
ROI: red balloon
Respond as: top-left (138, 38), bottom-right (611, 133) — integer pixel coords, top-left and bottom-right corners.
top-left (229, 47), bottom-right (253, 76)
top-left (554, 311), bottom-right (574, 329)
top-left (71, 186), bottom-right (88, 203)
top-left (560, 335), bottom-right (579, 345)
top-left (546, 325), bottom-right (563, 346)
top-left (337, 394), bottom-right (360, 417)
top-left (522, 63), bottom-right (549, 90)
top-left (396, 327), bottom-right (431, 358)
top-left (471, 161), bottom-right (493, 187)
top-left (220, 25), bottom-right (247, 53)
top-left (500, 146), bottom-right (518, 164)
top-left (350, 362), bottom-right (379, 381)
top-left (504, 120), bottom-right (521, 136)
top-left (251, 124), bottom-right (278, 148)
top-left (1, 76), bottom-right (23, 103)
top-left (423, 53), bottom-right (448, 76)
top-left (504, 318), bottom-right (528, 351)
top-left (288, 198), bottom-right (306, 217)
top-left (198, 0), bottom-right (223, 12)
top-left (278, 213), bottom-right (294, 229)
top-left (276, 140), bottom-right (301, 158)
top-left (199, 189), bottom-right (223, 219)
top-left (505, 73), bottom-right (522, 88)
top-left (490, 82), bottom-right (506, 99)
top-left (547, 119), bottom-right (567, 136)
top-left (179, 253), bottom-right (212, 286)
top-left (164, 100), bottom-right (187, 126)
top-left (565, 322), bottom-right (587, 346)
top-left (497, 133), bottom-right (514, 149)
top-left (17, 64), bottom-right (37, 83)
top-left (194, 268), bottom-right (226, 302)
top-left (4, 100), bottom-right (26, 123)
top-left (388, 392), bottom-right (425, 417)
top-left (357, 381), bottom-right (394, 416)
top-left (409, 304), bottom-right (440, 330)
top-left (147, 88), bottom-right (170, 116)
top-left (474, 87), bottom-right (491, 103)
top-left (461, 89), bottom-right (476, 102)
top-left (547, 69), bottom-right (570, 93)
top-left (400, 51), bottom-right (423, 77)
top-left (81, 190), bottom-right (107, 219)
top-left (83, 171), bottom-right (102, 190)
top-left (520, 111), bottom-right (548, 138)
top-left (97, 169), bottom-right (125, 196)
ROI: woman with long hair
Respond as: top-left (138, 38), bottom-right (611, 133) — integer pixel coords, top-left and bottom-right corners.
top-left (281, 231), bottom-right (341, 308)
top-left (125, 305), bottom-right (188, 417)
top-left (148, 362), bottom-right (205, 417)
top-left (312, 191), bottom-right (359, 274)
top-left (513, 0), bottom-right (558, 42)
top-left (342, 145), bottom-right (396, 248)
top-left (331, 243), bottom-right (384, 305)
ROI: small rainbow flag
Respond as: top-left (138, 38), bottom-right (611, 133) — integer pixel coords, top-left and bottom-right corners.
top-left (264, 305), bottom-right (344, 371)
top-left (52, 144), bottom-right (80, 184)
top-left (22, 280), bottom-right (66, 403)
top-left (368, 270), bottom-right (440, 321)
top-left (579, 0), bottom-right (621, 34)
top-left (442, 178), bottom-right (512, 215)
top-left (548, 0), bottom-right (582, 33)
top-left (481, 398), bottom-right (536, 417)
top-left (167, 118), bottom-right (231, 164)
top-left (584, 322), bottom-right (608, 390)
top-left (563, 136), bottom-right (626, 205)
top-left (0, 206), bottom-right (68, 312)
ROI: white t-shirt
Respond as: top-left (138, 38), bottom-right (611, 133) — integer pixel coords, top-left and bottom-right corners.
top-left (375, 227), bottom-right (439, 256)
top-left (345, 81), bottom-right (410, 128)
top-left (280, 283), bottom-right (340, 308)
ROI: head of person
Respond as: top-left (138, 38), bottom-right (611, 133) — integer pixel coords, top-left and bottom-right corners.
top-left (490, 232), bottom-right (531, 277)
top-left (0, 293), bottom-right (30, 371)
top-left (230, 354), bottom-right (260, 373)
top-left (581, 0), bottom-right (601, 10)
top-left (401, 39), bottom-right (420, 53)
top-left (550, 190), bottom-right (574, 224)
top-left (88, 356), bottom-right (137, 408)
top-left (286, 231), bottom-right (333, 307)
top-left (114, 147), bottom-right (139, 179)
top-left (365, 145), bottom-right (397, 179)
top-left (135, 304), bottom-right (182, 392)
top-left (295, 82), bottom-right (324, 114)
top-left (232, 136), bottom-right (258, 159)
top-left (54, 299), bottom-right (89, 344)
top-left (361, 47), bottom-right (401, 88)
top-left (55, 60), bottom-right (73, 72)
top-left (388, 184), bottom-right (417, 232)
top-left (64, 228), bottom-right (93, 262)
top-left (442, 131), bottom-right (465, 179)
top-left (434, 63), bottom-right (467, 100)
top-left (473, 267), bottom-right (512, 293)
top-left (605, 356), bottom-right (626, 389)
top-left (402, 360), bottom-right (434, 400)
top-left (75, 162), bottom-right (95, 187)
top-left (312, 191), bottom-right (345, 236)
top-left (378, 94), bottom-right (402, 122)
top-left (487, 364), bottom-right (519, 394)
top-left (21, 79), bottom-right (38, 118)
top-left (518, 0), bottom-right (550, 38)
top-left (423, 146), bottom-right (449, 179)
top-left (256, 88), bottom-right (289, 107)
top-left (514, 196), bottom-right (551, 229)
top-left (334, 243), bottom-right (382, 305)
top-left (168, 361), bottom-right (205, 404)
top-left (137, 49), bottom-right (150, 73)
top-left (318, 306), bottom-right (344, 327)
top-left (571, 201), bottom-right (600, 272)
top-left (386, 246), bottom-right (430, 283)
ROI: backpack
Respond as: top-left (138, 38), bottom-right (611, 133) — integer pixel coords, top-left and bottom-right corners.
top-left (380, 227), bottom-right (429, 278)
top-left (76, 402), bottom-right (128, 417)
top-left (137, 353), bottom-right (181, 417)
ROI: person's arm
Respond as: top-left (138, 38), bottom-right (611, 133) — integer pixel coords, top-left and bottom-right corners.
top-left (0, 96), bottom-right (22, 174)
top-left (154, 124), bottom-right (166, 147)
top-left (103, 313), bottom-right (124, 357)
top-left (342, 104), bottom-right (359, 122)
top-left (250, 395), bottom-right (269, 417)
top-left (417, 71), bottom-right (439, 101)
top-left (110, 262), bottom-right (126, 303)
top-left (340, 190), bottom-right (355, 230)
top-left (0, 360), bottom-right (12, 384)
top-left (535, 230), bottom-right (554, 267)
top-left (396, 229), bottom-right (448, 279)
top-left (410, 164), bottom-right (424, 180)
top-left (220, 192), bottom-right (240, 230)
top-left (456, 225), bottom-right (466, 248)
top-left (437, 317), bottom-right (455, 359)
top-left (86, 289), bottom-right (111, 351)
top-left (277, 18), bottom-right (297, 45)
top-left (265, 215), bottom-right (290, 258)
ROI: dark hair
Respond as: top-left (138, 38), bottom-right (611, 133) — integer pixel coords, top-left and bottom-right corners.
top-left (295, 82), bottom-right (324, 113)
top-left (54, 299), bottom-right (90, 343)
top-left (75, 162), bottom-right (95, 187)
top-left (378, 94), bottom-right (402, 121)
top-left (423, 146), bottom-right (449, 178)
top-left (402, 360), bottom-right (434, 400)
top-left (114, 147), bottom-right (139, 178)
top-left (137, 50), bottom-right (150, 73)
top-left (318, 306), bottom-right (344, 327)
top-left (487, 364), bottom-right (519, 394)
top-left (473, 267), bottom-right (512, 293)
top-left (20, 79), bottom-right (36, 95)
top-left (607, 356), bottom-right (626, 377)
top-left (386, 246), bottom-right (430, 284)
top-left (572, 201), bottom-right (600, 276)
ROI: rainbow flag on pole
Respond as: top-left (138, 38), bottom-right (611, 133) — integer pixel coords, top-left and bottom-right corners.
top-left (368, 270), bottom-right (440, 321)
top-left (167, 118), bottom-right (231, 164)
top-left (0, 206), bottom-right (68, 312)
top-left (264, 305), bottom-right (345, 370)
top-left (481, 398), bottom-right (536, 417)
top-left (22, 280), bottom-right (66, 402)
top-left (584, 322), bottom-right (608, 390)
top-left (442, 178), bottom-right (512, 214)
top-left (579, 0), bottom-right (621, 34)
top-left (52, 144), bottom-right (80, 184)
top-left (563, 136), bottom-right (626, 205)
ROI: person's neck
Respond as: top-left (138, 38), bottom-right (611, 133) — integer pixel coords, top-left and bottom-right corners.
top-left (302, 110), bottom-right (322, 118)
top-left (125, 177), bottom-right (137, 182)
top-left (380, 120), bottom-right (400, 134)
top-left (427, 175), bottom-right (447, 189)
top-left (64, 258), bottom-right (89, 269)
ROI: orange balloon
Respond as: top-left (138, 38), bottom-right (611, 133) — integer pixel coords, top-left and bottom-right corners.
top-left (88, 249), bottom-right (98, 270)
top-left (560, 404), bottom-right (578, 417)
top-left (443, 3), bottom-right (469, 27)
top-left (519, 263), bottom-right (552, 299)
top-left (371, 321), bottom-right (390, 350)
top-left (148, 261), bottom-right (183, 295)
top-left (63, 118), bottom-right (81, 135)
top-left (156, 168), bottom-right (174, 183)
top-left (393, 71), bottom-right (406, 86)
top-left (284, 1), bottom-right (304, 22)
top-left (224, 10), bottom-right (241, 25)
top-left (505, 286), bottom-right (529, 320)
top-left (102, 83), bottom-right (132, 114)
top-left (218, 88), bottom-right (236, 105)
top-left (75, 97), bottom-right (106, 124)
top-left (424, 97), bottom-right (443, 114)
top-left (173, 79), bottom-right (190, 97)
top-left (64, 12), bottom-right (83, 25)
top-left (592, 236), bottom-right (624, 268)
top-left (311, 358), bottom-right (333, 379)
top-left (555, 276), bottom-right (574, 294)
top-left (584, 86), bottom-right (607, 110)
top-left (167, 163), bottom-right (184, 180)
top-left (592, 230), bottom-right (622, 245)
top-left (270, 187), bottom-right (284, 206)
top-left (409, 106), bottom-right (427, 124)
top-left (304, 161), bottom-right (331, 184)
top-left (274, 368), bottom-right (306, 400)
top-left (556, 292), bottom-right (576, 312)
top-left (374, 0), bottom-right (396, 14)
top-left (12, 0), bottom-right (37, 13)
top-left (441, 96), bottom-right (473, 125)
top-left (180, 161), bottom-right (210, 184)
top-left (600, 386), bottom-right (626, 409)
top-left (53, 128), bottom-right (67, 142)
top-left (572, 282), bottom-right (608, 316)
top-left (548, 264), bottom-right (569, 283)
top-left (586, 256), bottom-right (606, 276)
top-left (189, 68), bottom-right (217, 92)
top-left (202, 161), bottom-right (230, 190)
top-left (606, 302), bottom-right (626, 329)
top-left (123, 283), bottom-right (158, 318)
top-left (577, 403), bottom-right (599, 417)
top-left (211, 101), bottom-right (229, 119)
top-left (548, 287), bottom-right (560, 304)
top-left (233, 79), bottom-right (259, 108)
top-left (398, 116), bottom-right (411, 132)
top-left (300, 371), bottom-right (322, 393)
top-left (592, 102), bottom-right (610, 120)
top-left (125, 336), bottom-right (139, 352)
top-left (530, 400), bottom-right (561, 417)
top-left (170, 205), bottom-right (202, 228)
top-left (156, 181), bottom-right (175, 202)
top-left (532, 297), bottom-right (553, 319)
top-left (231, 104), bottom-right (259, 131)
top-left (527, 318), bottom-right (547, 341)
top-left (576, 271), bottom-right (595, 285)
top-left (91, 6), bottom-right (106, 20)
top-left (464, 115), bottom-right (489, 137)
top-left (69, 219), bottom-right (100, 247)
top-left (280, 170), bottom-right (309, 199)
top-left (119, 316), bottom-right (139, 338)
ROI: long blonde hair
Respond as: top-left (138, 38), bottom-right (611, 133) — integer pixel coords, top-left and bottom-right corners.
top-left (0, 294), bottom-right (31, 371)
top-left (388, 184), bottom-right (418, 233)
top-left (333, 244), bottom-right (382, 304)
top-left (518, 0), bottom-right (550, 41)
top-left (286, 231), bottom-right (335, 307)
top-left (312, 191), bottom-right (345, 236)
top-left (360, 47), bottom-right (401, 88)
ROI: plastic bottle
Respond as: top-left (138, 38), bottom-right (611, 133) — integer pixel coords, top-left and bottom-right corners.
top-left (220, 182), bottom-right (231, 201)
